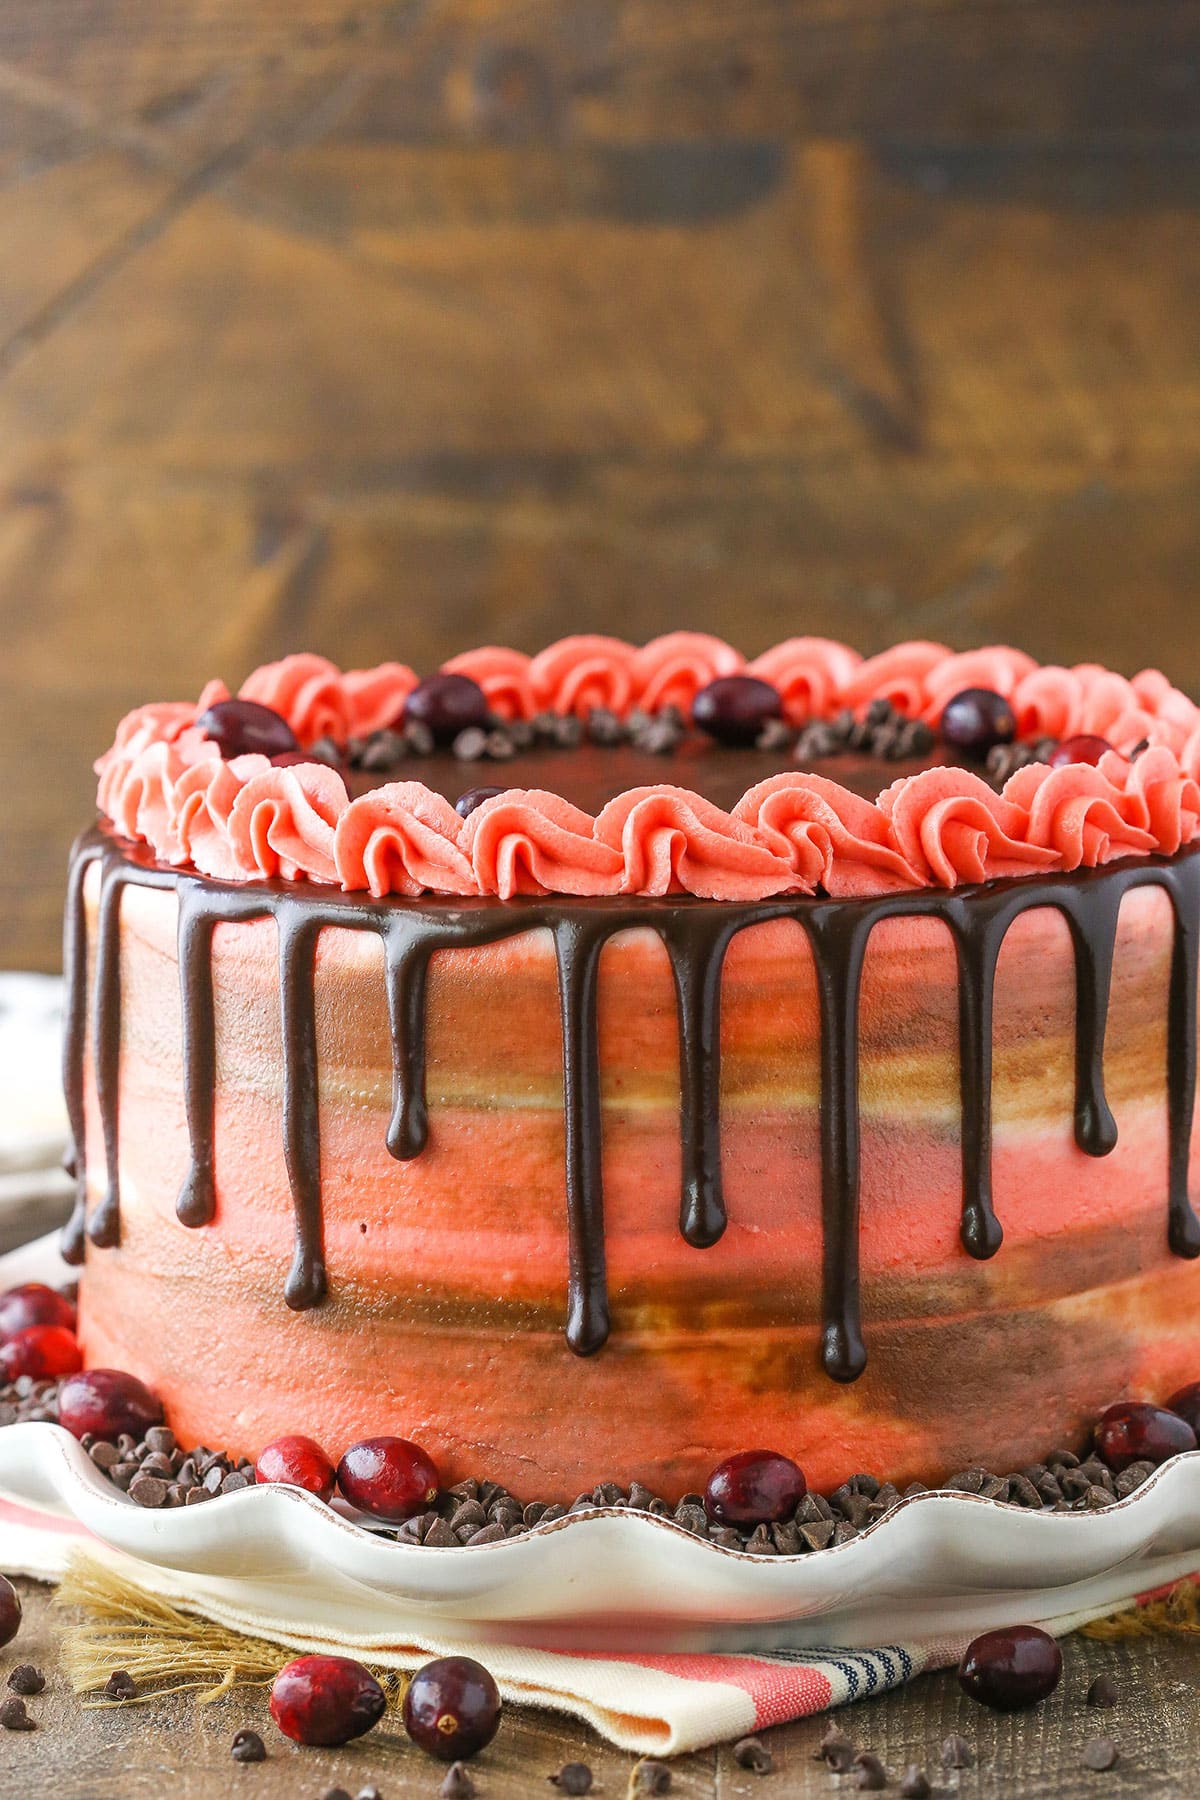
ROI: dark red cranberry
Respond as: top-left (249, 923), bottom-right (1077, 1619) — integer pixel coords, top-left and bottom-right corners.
top-left (57, 1369), bottom-right (163, 1443)
top-left (703, 1450), bottom-right (807, 1527)
top-left (0, 1574), bottom-right (20, 1649)
top-left (1094, 1400), bottom-right (1197, 1472)
top-left (270, 749), bottom-right (350, 792)
top-left (255, 1434), bottom-right (336, 1503)
top-left (268, 1654), bottom-right (385, 1747)
top-left (0, 1325), bottom-right (82, 1382)
top-left (692, 675), bottom-right (783, 747)
top-left (455, 785), bottom-right (507, 819)
top-left (940, 688), bottom-right (1017, 760)
top-left (1048, 734), bottom-right (1113, 768)
top-left (1166, 1381), bottom-right (1200, 1435)
top-left (402, 1656), bottom-right (502, 1762)
top-left (0, 1282), bottom-right (75, 1342)
top-left (958, 1625), bottom-right (1062, 1711)
top-left (337, 1436), bottom-right (440, 1522)
top-left (197, 698), bottom-right (299, 760)
top-left (405, 674), bottom-right (490, 747)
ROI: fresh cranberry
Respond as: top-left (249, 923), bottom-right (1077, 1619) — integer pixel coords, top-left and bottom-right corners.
top-left (255, 1435), bottom-right (336, 1503)
top-left (0, 1283), bottom-right (75, 1342)
top-left (337, 1437), bottom-right (439, 1522)
top-left (1094, 1401), bottom-right (1197, 1472)
top-left (57, 1369), bottom-right (163, 1443)
top-left (692, 676), bottom-right (782, 747)
top-left (455, 785), bottom-right (507, 819)
top-left (703, 1450), bottom-right (807, 1527)
top-left (405, 674), bottom-right (490, 746)
top-left (958, 1625), bottom-right (1062, 1710)
top-left (1166, 1381), bottom-right (1200, 1435)
top-left (0, 1325), bottom-right (82, 1382)
top-left (1048, 734), bottom-right (1113, 769)
top-left (270, 750), bottom-right (350, 793)
top-left (0, 1575), bottom-right (20, 1649)
top-left (197, 698), bottom-right (299, 760)
top-left (940, 688), bottom-right (1017, 760)
top-left (269, 1655), bottom-right (385, 1747)
top-left (403, 1656), bottom-right (502, 1762)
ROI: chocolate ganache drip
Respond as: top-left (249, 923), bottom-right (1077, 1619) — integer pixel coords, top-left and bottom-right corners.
top-left (61, 826), bottom-right (1200, 1377)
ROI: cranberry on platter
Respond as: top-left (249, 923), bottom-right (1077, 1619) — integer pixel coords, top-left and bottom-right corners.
top-left (0, 1324), bottom-right (82, 1382)
top-left (0, 1282), bottom-right (75, 1341)
top-left (57, 1369), bottom-right (163, 1443)
top-left (1166, 1381), bottom-right (1200, 1435)
top-left (255, 1434), bottom-right (337, 1503)
top-left (403, 1655), bottom-right (502, 1761)
top-left (703, 1450), bottom-right (807, 1527)
top-left (692, 676), bottom-right (783, 748)
top-left (958, 1624), bottom-right (1062, 1711)
top-left (940, 688), bottom-right (1017, 760)
top-left (0, 1574), bottom-right (20, 1649)
top-left (455, 785), bottom-right (507, 819)
top-left (337, 1436), bottom-right (440, 1522)
top-left (269, 1654), bottom-right (385, 1746)
top-left (197, 698), bottom-right (299, 760)
top-left (405, 674), bottom-right (490, 747)
top-left (1048, 735), bottom-right (1113, 769)
top-left (1094, 1401), bottom-right (1196, 1472)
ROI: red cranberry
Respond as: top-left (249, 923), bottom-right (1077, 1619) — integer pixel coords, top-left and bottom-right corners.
top-left (337, 1436), bottom-right (440, 1522)
top-left (403, 1656), bottom-right (502, 1762)
top-left (940, 688), bottom-right (1017, 760)
top-left (270, 750), bottom-right (350, 792)
top-left (255, 1434), bottom-right (336, 1503)
top-left (57, 1369), bottom-right (163, 1443)
top-left (958, 1625), bottom-right (1062, 1711)
top-left (0, 1325), bottom-right (82, 1382)
top-left (692, 676), bottom-right (782, 747)
top-left (1166, 1381), bottom-right (1200, 1435)
top-left (0, 1282), bottom-right (75, 1342)
top-left (269, 1655), bottom-right (385, 1747)
top-left (703, 1450), bottom-right (807, 1527)
top-left (198, 698), bottom-right (299, 760)
top-left (1048, 734), bottom-right (1113, 768)
top-left (405, 674), bottom-right (490, 746)
top-left (1094, 1401), bottom-right (1196, 1472)
top-left (0, 1574), bottom-right (20, 1649)
top-left (455, 785), bottom-right (507, 819)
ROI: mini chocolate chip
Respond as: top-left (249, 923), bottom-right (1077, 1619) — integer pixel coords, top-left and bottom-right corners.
top-left (733, 1736), bottom-right (772, 1774)
top-left (634, 1761), bottom-right (671, 1794)
top-left (817, 1731), bottom-right (856, 1774)
top-left (423, 1516), bottom-right (457, 1548)
top-left (1083, 1738), bottom-right (1119, 1771)
top-left (452, 726), bottom-right (488, 761)
top-left (854, 1752), bottom-right (888, 1792)
top-left (129, 1474), bottom-right (168, 1508)
top-left (1087, 1673), bottom-right (1119, 1708)
top-left (549, 1763), bottom-right (593, 1794)
top-left (144, 1426), bottom-right (176, 1456)
top-left (899, 1769), bottom-right (931, 1799)
top-left (89, 1439), bottom-right (120, 1469)
top-left (941, 1733), bottom-right (974, 1769)
top-left (104, 1669), bottom-right (137, 1700)
top-left (7, 1665), bottom-right (44, 1696)
top-left (442, 1766), bottom-right (476, 1800)
top-left (466, 1521), bottom-right (507, 1546)
top-left (0, 1696), bottom-right (34, 1731)
top-left (230, 1727), bottom-right (266, 1763)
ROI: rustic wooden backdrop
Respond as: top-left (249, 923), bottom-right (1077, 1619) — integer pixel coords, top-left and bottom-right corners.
top-left (1, 1), bottom-right (1197, 970)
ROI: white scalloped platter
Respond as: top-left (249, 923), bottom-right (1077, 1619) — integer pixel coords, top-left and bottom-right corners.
top-left (5, 1232), bottom-right (1200, 1653)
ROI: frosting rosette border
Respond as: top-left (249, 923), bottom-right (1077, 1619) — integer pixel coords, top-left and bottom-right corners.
top-left (93, 636), bottom-right (1200, 902)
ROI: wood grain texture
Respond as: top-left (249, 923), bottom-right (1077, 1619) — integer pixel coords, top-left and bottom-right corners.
top-left (4, 1577), bottom-right (1199, 1796)
top-left (0, 0), bottom-right (1198, 969)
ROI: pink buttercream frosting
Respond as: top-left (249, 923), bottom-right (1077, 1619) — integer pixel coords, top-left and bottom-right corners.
top-left (335, 784), bottom-right (478, 898)
top-left (463, 791), bottom-right (624, 899)
top-left (880, 769), bottom-right (1061, 887)
top-left (594, 787), bottom-right (797, 901)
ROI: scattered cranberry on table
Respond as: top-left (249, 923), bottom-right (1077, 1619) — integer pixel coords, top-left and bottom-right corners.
top-left (692, 675), bottom-right (782, 747)
top-left (703, 1450), bottom-right (807, 1527)
top-left (197, 698), bottom-right (299, 760)
top-left (958, 1624), bottom-right (1062, 1711)
top-left (57, 1369), bottom-right (163, 1444)
top-left (402, 1655), bottom-right (502, 1762)
top-left (255, 1434), bottom-right (336, 1503)
top-left (1166, 1381), bottom-right (1200, 1436)
top-left (405, 673), bottom-right (490, 746)
top-left (0, 1282), bottom-right (75, 1341)
top-left (1047, 734), bottom-right (1114, 769)
top-left (940, 688), bottom-right (1018, 760)
top-left (455, 785), bottom-right (507, 819)
top-left (0, 1575), bottom-right (20, 1649)
top-left (269, 1654), bottom-right (386, 1747)
top-left (1093, 1400), bottom-right (1197, 1472)
top-left (337, 1436), bottom-right (440, 1522)
top-left (0, 1324), bottom-right (82, 1382)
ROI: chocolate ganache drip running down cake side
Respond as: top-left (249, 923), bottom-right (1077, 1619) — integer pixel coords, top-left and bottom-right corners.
top-left (62, 634), bottom-right (1200, 1498)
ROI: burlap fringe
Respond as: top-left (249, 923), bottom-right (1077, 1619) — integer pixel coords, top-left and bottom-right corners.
top-left (52, 1551), bottom-right (407, 1710)
top-left (1080, 1581), bottom-right (1200, 1641)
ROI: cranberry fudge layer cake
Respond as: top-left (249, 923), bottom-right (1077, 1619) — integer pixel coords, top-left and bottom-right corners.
top-left (63, 635), bottom-right (1200, 1498)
